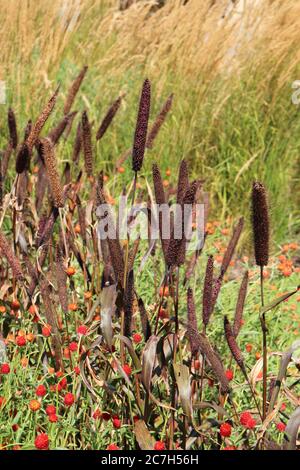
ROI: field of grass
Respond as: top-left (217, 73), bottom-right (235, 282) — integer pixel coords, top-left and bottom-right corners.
top-left (0, 0), bottom-right (299, 452)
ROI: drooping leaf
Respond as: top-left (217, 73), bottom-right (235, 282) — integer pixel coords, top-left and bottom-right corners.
top-left (100, 284), bottom-right (117, 350)
top-left (134, 420), bottom-right (155, 450)
top-left (173, 364), bottom-right (193, 423)
top-left (116, 335), bottom-right (141, 370)
top-left (284, 406), bottom-right (300, 450)
top-left (268, 339), bottom-right (300, 413)
top-left (260, 287), bottom-right (300, 317)
top-left (141, 335), bottom-right (160, 392)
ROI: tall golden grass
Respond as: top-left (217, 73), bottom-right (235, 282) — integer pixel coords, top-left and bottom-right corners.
top-left (1, 0), bottom-right (300, 238)
top-left (1, 0), bottom-right (300, 100)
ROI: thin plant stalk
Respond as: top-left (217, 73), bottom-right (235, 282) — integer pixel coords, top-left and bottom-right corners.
top-left (260, 265), bottom-right (267, 421)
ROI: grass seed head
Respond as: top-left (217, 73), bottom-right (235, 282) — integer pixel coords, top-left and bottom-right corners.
top-left (146, 93), bottom-right (173, 149)
top-left (64, 65), bottom-right (88, 115)
top-left (8, 108), bottom-right (18, 149)
top-left (202, 255), bottom-right (214, 328)
top-left (252, 181), bottom-right (270, 266)
top-left (96, 96), bottom-right (122, 140)
top-left (40, 137), bottom-right (64, 208)
top-left (132, 78), bottom-right (151, 172)
top-left (81, 110), bottom-right (93, 177)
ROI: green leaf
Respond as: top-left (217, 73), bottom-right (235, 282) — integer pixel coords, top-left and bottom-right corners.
top-left (260, 286), bottom-right (299, 316)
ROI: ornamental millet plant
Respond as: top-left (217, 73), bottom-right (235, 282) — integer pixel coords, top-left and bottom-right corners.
top-left (251, 181), bottom-right (270, 422)
top-left (0, 69), bottom-right (299, 451)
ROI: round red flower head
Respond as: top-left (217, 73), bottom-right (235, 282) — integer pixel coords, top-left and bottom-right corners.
top-left (42, 325), bottom-right (51, 337)
top-left (69, 341), bottom-right (78, 352)
top-left (132, 333), bottom-right (142, 344)
top-left (49, 414), bottom-right (58, 423)
top-left (16, 335), bottom-right (27, 347)
top-left (276, 422), bottom-right (286, 433)
top-left (246, 417), bottom-right (256, 429)
top-left (58, 377), bottom-right (67, 390)
top-left (154, 441), bottom-right (166, 451)
top-left (46, 405), bottom-right (56, 416)
top-left (220, 422), bottom-right (232, 438)
top-left (225, 369), bottom-right (234, 381)
top-left (64, 392), bottom-right (75, 407)
top-left (34, 433), bottom-right (49, 450)
top-left (106, 444), bottom-right (120, 450)
top-left (36, 385), bottom-right (47, 397)
top-left (29, 399), bottom-right (41, 412)
top-left (112, 418), bottom-right (121, 429)
top-left (239, 411), bottom-right (252, 427)
top-left (92, 409), bottom-right (101, 420)
top-left (77, 325), bottom-right (88, 336)
top-left (0, 363), bottom-right (10, 374)
top-left (122, 364), bottom-right (132, 376)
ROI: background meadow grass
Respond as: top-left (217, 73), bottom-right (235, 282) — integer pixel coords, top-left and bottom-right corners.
top-left (1, 0), bottom-right (300, 245)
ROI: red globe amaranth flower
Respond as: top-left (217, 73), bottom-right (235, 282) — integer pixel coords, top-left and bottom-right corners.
top-left (46, 405), bottom-right (56, 416)
top-left (58, 377), bottom-right (67, 390)
top-left (102, 411), bottom-right (111, 421)
top-left (246, 418), bottom-right (257, 429)
top-left (49, 414), bottom-right (58, 423)
top-left (222, 446), bottom-right (237, 451)
top-left (12, 424), bottom-right (19, 432)
top-left (68, 303), bottom-right (78, 312)
top-left (220, 423), bottom-right (232, 438)
top-left (276, 422), bottom-right (286, 432)
top-left (34, 433), bottom-right (49, 450)
top-left (42, 325), bottom-right (51, 337)
top-left (69, 341), bottom-right (78, 352)
top-left (225, 369), bottom-right (234, 381)
top-left (64, 392), bottom-right (75, 407)
top-left (16, 335), bottom-right (26, 347)
top-left (112, 418), bottom-right (121, 429)
top-left (240, 411), bottom-right (252, 427)
top-left (77, 325), bottom-right (88, 336)
top-left (280, 403), bottom-right (286, 411)
top-left (122, 364), bottom-right (132, 376)
top-left (36, 385), bottom-right (47, 397)
top-left (0, 363), bottom-right (10, 374)
top-left (132, 333), bottom-right (142, 344)
top-left (0, 397), bottom-right (6, 407)
top-left (92, 409), bottom-right (101, 420)
top-left (29, 399), bottom-right (41, 412)
top-left (106, 444), bottom-right (120, 450)
top-left (28, 305), bottom-right (36, 315)
top-left (74, 366), bottom-right (80, 375)
top-left (154, 441), bottom-right (166, 450)
top-left (66, 266), bottom-right (76, 277)
top-left (63, 347), bottom-right (70, 359)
